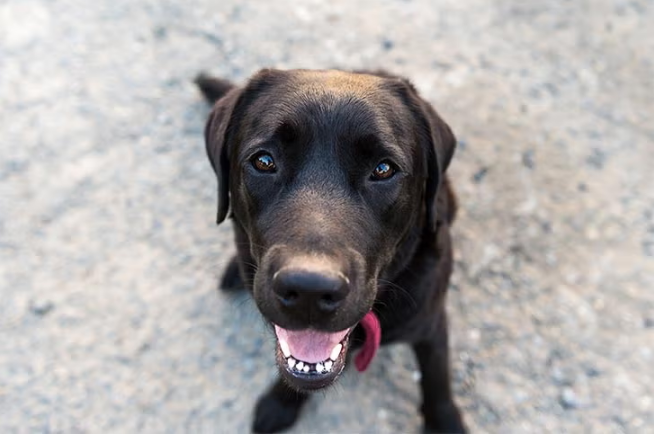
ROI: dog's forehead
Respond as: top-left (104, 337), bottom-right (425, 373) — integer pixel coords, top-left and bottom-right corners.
top-left (240, 70), bottom-right (410, 138)
top-left (288, 70), bottom-right (385, 96)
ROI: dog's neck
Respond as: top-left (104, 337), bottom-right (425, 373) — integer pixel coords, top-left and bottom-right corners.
top-left (378, 189), bottom-right (443, 284)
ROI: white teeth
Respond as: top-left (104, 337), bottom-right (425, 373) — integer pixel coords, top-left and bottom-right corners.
top-left (283, 343), bottom-right (344, 374)
top-left (330, 344), bottom-right (342, 361)
top-left (279, 339), bottom-right (291, 358)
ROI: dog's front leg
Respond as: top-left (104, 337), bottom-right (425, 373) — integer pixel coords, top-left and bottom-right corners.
top-left (412, 313), bottom-right (466, 434)
top-left (253, 376), bottom-right (310, 433)
top-left (219, 255), bottom-right (244, 291)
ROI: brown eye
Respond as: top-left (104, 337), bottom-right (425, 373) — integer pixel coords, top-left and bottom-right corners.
top-left (252, 153), bottom-right (276, 172)
top-left (371, 161), bottom-right (396, 180)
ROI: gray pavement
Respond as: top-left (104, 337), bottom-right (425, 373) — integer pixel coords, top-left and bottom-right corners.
top-left (1, 0), bottom-right (653, 432)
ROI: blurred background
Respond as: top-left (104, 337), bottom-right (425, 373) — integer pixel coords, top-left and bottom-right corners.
top-left (1, 0), bottom-right (652, 432)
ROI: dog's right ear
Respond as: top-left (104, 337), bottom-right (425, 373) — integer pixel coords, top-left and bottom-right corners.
top-left (202, 86), bottom-right (242, 224)
top-left (198, 69), bottom-right (288, 224)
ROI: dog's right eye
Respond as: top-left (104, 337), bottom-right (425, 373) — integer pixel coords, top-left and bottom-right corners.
top-left (251, 152), bottom-right (277, 173)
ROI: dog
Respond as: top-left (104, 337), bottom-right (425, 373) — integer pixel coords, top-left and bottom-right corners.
top-left (196, 69), bottom-right (465, 433)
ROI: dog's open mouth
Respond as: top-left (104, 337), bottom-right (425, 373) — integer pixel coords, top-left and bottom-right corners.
top-left (274, 325), bottom-right (352, 389)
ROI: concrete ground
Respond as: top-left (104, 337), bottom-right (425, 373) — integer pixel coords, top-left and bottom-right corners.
top-left (1, 0), bottom-right (652, 432)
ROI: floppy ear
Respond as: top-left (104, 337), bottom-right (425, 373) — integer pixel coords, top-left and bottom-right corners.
top-left (417, 98), bottom-right (456, 232)
top-left (391, 78), bottom-right (456, 232)
top-left (204, 88), bottom-right (242, 224)
top-left (202, 69), bottom-right (286, 224)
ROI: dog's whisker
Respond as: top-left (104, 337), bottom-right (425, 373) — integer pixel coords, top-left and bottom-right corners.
top-left (378, 278), bottom-right (418, 310)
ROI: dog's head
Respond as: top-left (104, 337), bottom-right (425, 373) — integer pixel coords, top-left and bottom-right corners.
top-left (203, 69), bottom-right (455, 390)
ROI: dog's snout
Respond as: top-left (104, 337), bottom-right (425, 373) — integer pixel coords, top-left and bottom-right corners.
top-left (257, 250), bottom-right (365, 330)
top-left (273, 269), bottom-right (349, 315)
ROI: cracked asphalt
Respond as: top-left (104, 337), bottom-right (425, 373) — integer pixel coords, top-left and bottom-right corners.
top-left (1, 0), bottom-right (652, 432)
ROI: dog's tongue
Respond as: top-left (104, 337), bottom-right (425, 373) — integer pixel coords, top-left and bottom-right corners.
top-left (274, 311), bottom-right (381, 369)
top-left (355, 311), bottom-right (381, 372)
top-left (274, 326), bottom-right (349, 363)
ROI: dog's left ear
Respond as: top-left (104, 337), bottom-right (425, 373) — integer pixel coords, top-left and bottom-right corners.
top-left (204, 87), bottom-right (242, 224)
top-left (417, 96), bottom-right (456, 233)
top-left (391, 78), bottom-right (456, 232)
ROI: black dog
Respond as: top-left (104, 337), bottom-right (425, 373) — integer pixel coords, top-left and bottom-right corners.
top-left (196, 69), bottom-right (465, 433)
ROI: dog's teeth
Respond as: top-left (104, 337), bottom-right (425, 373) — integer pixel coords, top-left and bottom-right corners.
top-left (296, 361), bottom-right (304, 371)
top-left (279, 339), bottom-right (291, 358)
top-left (316, 363), bottom-right (324, 373)
top-left (330, 344), bottom-right (342, 361)
top-left (303, 365), bottom-right (310, 373)
top-left (324, 360), bottom-right (333, 371)
top-left (287, 357), bottom-right (296, 369)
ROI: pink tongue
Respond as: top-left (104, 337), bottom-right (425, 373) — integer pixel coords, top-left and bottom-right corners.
top-left (274, 326), bottom-right (350, 363)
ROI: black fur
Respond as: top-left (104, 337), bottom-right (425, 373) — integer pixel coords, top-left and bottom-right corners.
top-left (197, 69), bottom-right (465, 433)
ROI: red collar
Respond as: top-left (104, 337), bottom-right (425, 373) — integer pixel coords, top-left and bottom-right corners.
top-left (355, 311), bottom-right (381, 372)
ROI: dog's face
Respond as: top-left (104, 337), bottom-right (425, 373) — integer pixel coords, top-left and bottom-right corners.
top-left (205, 69), bottom-right (455, 390)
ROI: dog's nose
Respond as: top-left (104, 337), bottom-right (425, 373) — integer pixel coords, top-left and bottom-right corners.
top-left (272, 269), bottom-right (349, 315)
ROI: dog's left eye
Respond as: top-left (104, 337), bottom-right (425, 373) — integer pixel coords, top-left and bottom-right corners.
top-left (371, 161), bottom-right (396, 180)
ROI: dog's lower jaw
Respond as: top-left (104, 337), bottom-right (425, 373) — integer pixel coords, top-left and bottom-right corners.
top-left (274, 326), bottom-right (351, 391)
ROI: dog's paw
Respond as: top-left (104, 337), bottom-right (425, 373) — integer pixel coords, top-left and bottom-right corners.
top-left (423, 402), bottom-right (466, 434)
top-left (219, 256), bottom-right (244, 291)
top-left (252, 390), bottom-right (304, 433)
